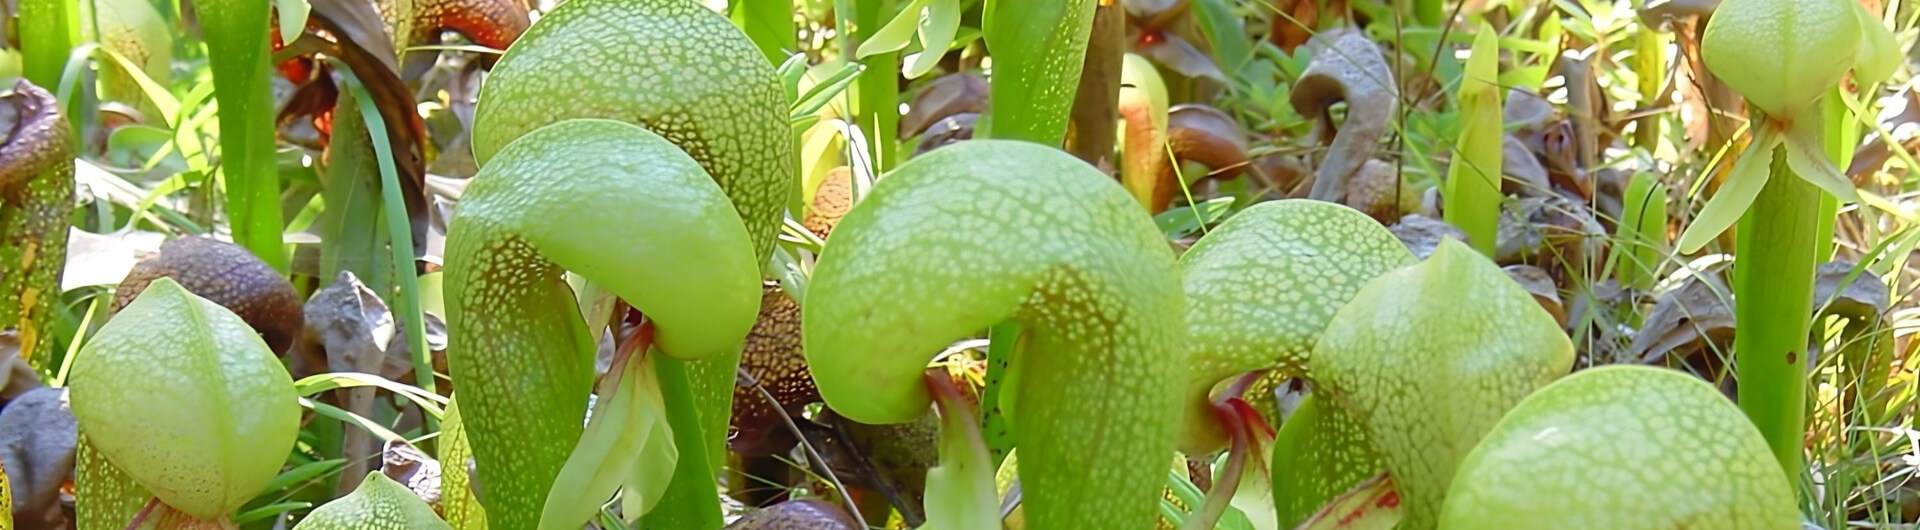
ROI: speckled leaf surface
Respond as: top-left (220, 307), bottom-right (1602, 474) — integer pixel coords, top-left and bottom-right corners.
top-left (471, 0), bottom-right (791, 261)
top-left (68, 278), bottom-right (301, 520)
top-left (803, 140), bottom-right (1185, 529)
top-left (1, 456), bottom-right (10, 530)
top-left (0, 80), bottom-right (76, 370)
top-left (444, 119), bottom-right (760, 529)
top-left (1438, 365), bottom-right (1798, 529)
top-left (1310, 238), bottom-right (1573, 529)
top-left (1176, 200), bottom-right (1413, 453)
top-left (469, 0), bottom-right (795, 484)
top-left (75, 437), bottom-right (151, 530)
top-left (293, 472), bottom-right (451, 530)
top-left (435, 399), bottom-right (486, 530)
top-left (1271, 394), bottom-right (1381, 529)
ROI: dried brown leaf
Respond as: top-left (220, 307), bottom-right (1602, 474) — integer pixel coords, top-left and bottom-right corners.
top-left (0, 387), bottom-right (76, 529)
top-left (1813, 261), bottom-right (1889, 322)
top-left (901, 73), bottom-right (989, 140)
top-left (1503, 265), bottom-right (1565, 328)
top-left (113, 236), bottom-right (304, 355)
top-left (1291, 29), bottom-right (1397, 202)
top-left (1389, 214), bottom-right (1467, 260)
top-left (725, 499), bottom-right (861, 530)
top-left (1630, 275), bottom-right (1734, 365)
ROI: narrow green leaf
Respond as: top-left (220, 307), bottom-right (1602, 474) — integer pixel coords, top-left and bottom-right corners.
top-left (904, 0), bottom-right (961, 78)
top-left (234, 502), bottom-right (316, 524)
top-left (344, 71), bottom-right (438, 407)
top-left (1676, 129), bottom-right (1783, 253)
top-left (791, 63), bottom-right (865, 121)
top-left (259, 458), bottom-right (348, 496)
top-left (1782, 119), bottom-right (1859, 202)
top-left (275, 0), bottom-right (312, 46)
top-left (294, 372), bottom-right (450, 418)
top-left (542, 352), bottom-right (669, 530)
top-left (303, 397), bottom-right (406, 443)
top-left (856, 0), bottom-right (930, 59)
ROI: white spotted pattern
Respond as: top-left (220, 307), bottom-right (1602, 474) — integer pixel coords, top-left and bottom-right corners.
top-left (1438, 365), bottom-right (1799, 529)
top-left (1310, 238), bottom-right (1575, 529)
top-left (803, 140), bottom-right (1185, 530)
top-left (1175, 199), bottom-right (1414, 454)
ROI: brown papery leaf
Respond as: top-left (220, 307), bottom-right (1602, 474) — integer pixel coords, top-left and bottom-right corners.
top-left (726, 499), bottom-right (862, 530)
top-left (1813, 261), bottom-right (1890, 322)
top-left (1389, 215), bottom-right (1467, 260)
top-left (1629, 274), bottom-right (1734, 366)
top-left (1291, 29), bottom-right (1397, 203)
top-left (1166, 104), bottom-right (1251, 181)
top-left (381, 439), bottom-right (444, 510)
top-left (901, 73), bottom-right (989, 140)
top-left (113, 236), bottom-right (304, 355)
top-left (1503, 265), bottom-right (1566, 328)
top-left (0, 387), bottom-right (77, 529)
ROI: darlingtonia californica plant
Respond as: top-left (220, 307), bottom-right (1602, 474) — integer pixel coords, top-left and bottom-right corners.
top-left (443, 0), bottom-right (792, 527)
top-left (0, 79), bottom-right (75, 370)
top-left (1171, 199), bottom-right (1797, 529)
top-left (803, 139), bottom-right (1186, 529)
top-left (1674, 0), bottom-right (1899, 478)
top-left (70, 279), bottom-right (302, 528)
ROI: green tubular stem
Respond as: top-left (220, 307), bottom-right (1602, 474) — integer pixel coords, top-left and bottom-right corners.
top-left (18, 0), bottom-right (76, 101)
top-left (466, 1), bottom-right (793, 525)
top-left (1175, 200), bottom-right (1414, 455)
top-left (1733, 146), bottom-right (1818, 484)
top-left (200, 0), bottom-right (286, 271)
top-left (639, 356), bottom-right (724, 529)
top-left (980, 0), bottom-right (1097, 145)
top-left (0, 80), bottom-right (75, 371)
top-left (445, 120), bottom-right (762, 528)
top-left (848, 0), bottom-right (900, 173)
top-left (804, 140), bottom-right (1185, 529)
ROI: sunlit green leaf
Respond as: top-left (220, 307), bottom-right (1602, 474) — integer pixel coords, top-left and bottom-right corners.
top-left (856, 0), bottom-right (930, 59)
top-left (904, 0), bottom-right (960, 78)
top-left (1676, 128), bottom-right (1783, 253)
